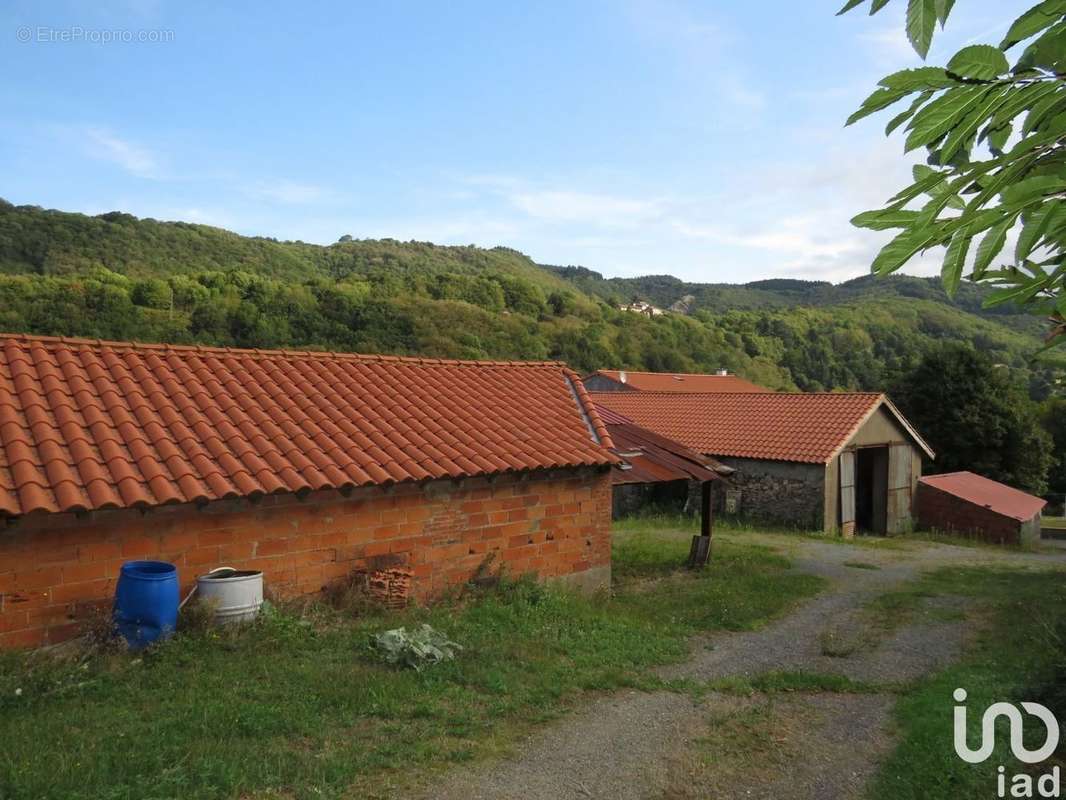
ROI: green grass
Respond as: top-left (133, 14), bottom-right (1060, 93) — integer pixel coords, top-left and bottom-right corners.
top-left (0, 527), bottom-right (824, 800)
top-left (705, 670), bottom-right (880, 696)
top-left (1042, 516), bottom-right (1066, 531)
top-left (868, 567), bottom-right (1066, 800)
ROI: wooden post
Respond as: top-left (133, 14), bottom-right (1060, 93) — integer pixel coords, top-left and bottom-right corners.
top-left (701, 480), bottom-right (713, 539)
top-left (688, 480), bottom-right (713, 568)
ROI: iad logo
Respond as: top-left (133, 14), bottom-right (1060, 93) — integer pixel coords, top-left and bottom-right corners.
top-left (953, 688), bottom-right (1061, 798)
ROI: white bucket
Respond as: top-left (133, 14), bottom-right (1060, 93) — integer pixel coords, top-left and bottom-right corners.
top-left (196, 568), bottom-right (263, 624)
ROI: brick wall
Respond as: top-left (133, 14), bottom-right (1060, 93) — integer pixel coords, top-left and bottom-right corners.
top-left (915, 482), bottom-right (1025, 545)
top-left (0, 467), bottom-right (613, 649)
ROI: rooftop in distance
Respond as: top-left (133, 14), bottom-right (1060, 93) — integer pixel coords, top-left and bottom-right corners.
top-left (584, 369), bottom-right (767, 393)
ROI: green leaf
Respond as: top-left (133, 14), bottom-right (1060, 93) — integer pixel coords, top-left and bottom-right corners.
top-left (986, 122), bottom-right (1012, 156)
top-left (946, 45), bottom-right (1010, 80)
top-left (1023, 89), bottom-right (1066, 134)
top-left (906, 0), bottom-right (937, 58)
top-left (888, 168), bottom-right (949, 205)
top-left (836, 0), bottom-right (867, 14)
top-left (886, 91), bottom-right (934, 135)
top-left (846, 86), bottom-right (909, 126)
top-left (964, 153), bottom-right (1039, 212)
top-left (934, 0), bottom-right (955, 26)
top-left (1016, 202), bottom-right (1065, 260)
top-left (983, 275), bottom-right (1049, 308)
top-left (938, 87), bottom-right (1009, 163)
top-left (871, 225), bottom-right (945, 275)
top-left (941, 228), bottom-right (972, 296)
top-left (1000, 0), bottom-right (1066, 50)
top-left (904, 86), bottom-right (986, 151)
top-left (1016, 22), bottom-right (1066, 71)
top-left (972, 214), bottom-right (1017, 278)
top-left (916, 181), bottom-right (963, 226)
top-left (851, 208), bottom-right (921, 230)
top-left (987, 81), bottom-right (1058, 133)
top-left (1001, 175), bottom-right (1065, 206)
top-left (871, 0), bottom-right (892, 12)
top-left (878, 66), bottom-right (954, 91)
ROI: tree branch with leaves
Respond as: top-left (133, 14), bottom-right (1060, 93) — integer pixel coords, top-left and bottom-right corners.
top-left (840, 0), bottom-right (1066, 346)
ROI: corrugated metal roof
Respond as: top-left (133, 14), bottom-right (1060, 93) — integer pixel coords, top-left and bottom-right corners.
top-left (919, 472), bottom-right (1046, 522)
top-left (0, 334), bottom-right (616, 517)
top-left (606, 421), bottom-right (723, 485)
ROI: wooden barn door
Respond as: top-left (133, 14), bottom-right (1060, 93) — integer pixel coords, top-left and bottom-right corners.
top-left (839, 450), bottom-right (856, 537)
top-left (887, 444), bottom-right (913, 534)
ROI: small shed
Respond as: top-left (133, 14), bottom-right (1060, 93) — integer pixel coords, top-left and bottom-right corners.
top-left (592, 390), bottom-right (934, 535)
top-left (917, 471), bottom-right (1046, 545)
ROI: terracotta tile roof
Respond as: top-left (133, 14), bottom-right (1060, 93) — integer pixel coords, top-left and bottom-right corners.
top-left (592, 391), bottom-right (913, 464)
top-left (0, 334), bottom-right (615, 517)
top-left (588, 370), bottom-right (767, 393)
top-left (920, 472), bottom-right (1046, 522)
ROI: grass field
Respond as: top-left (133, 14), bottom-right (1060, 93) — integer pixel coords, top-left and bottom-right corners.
top-left (868, 567), bottom-right (1066, 800)
top-left (0, 525), bottom-right (824, 800)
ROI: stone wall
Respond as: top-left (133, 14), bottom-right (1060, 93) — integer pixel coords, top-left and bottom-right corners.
top-left (716, 457), bottom-right (825, 531)
top-left (0, 467), bottom-right (613, 649)
top-left (610, 479), bottom-right (689, 519)
top-left (582, 375), bottom-right (632, 392)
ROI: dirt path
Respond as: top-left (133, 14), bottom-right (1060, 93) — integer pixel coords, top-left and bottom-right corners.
top-left (412, 535), bottom-right (1066, 800)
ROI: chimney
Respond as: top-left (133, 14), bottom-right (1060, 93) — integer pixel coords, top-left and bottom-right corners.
top-left (716, 369), bottom-right (729, 376)
top-left (619, 371), bottom-right (627, 383)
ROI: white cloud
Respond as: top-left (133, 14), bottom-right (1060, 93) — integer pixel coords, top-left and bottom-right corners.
top-left (509, 189), bottom-right (662, 226)
top-left (84, 127), bottom-right (160, 178)
top-left (250, 180), bottom-right (331, 205)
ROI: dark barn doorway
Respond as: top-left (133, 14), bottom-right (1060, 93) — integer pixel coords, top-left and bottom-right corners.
top-left (855, 446), bottom-right (888, 534)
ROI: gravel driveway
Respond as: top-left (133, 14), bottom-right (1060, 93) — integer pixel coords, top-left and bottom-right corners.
top-left (410, 534), bottom-right (1066, 800)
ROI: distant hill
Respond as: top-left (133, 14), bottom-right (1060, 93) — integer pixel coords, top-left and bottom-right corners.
top-left (0, 200), bottom-right (1061, 398)
top-left (543, 265), bottom-right (1046, 336)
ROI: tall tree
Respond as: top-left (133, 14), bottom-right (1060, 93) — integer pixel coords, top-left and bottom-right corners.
top-left (1039, 396), bottom-right (1066, 496)
top-left (840, 1), bottom-right (1066, 346)
top-left (891, 343), bottom-right (1054, 493)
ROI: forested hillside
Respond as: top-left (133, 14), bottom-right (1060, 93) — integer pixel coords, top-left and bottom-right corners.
top-left (1, 201), bottom-right (1062, 399)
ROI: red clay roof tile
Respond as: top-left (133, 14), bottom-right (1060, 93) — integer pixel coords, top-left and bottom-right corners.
top-left (592, 391), bottom-right (895, 464)
top-left (0, 334), bottom-right (615, 516)
top-left (588, 370), bottom-right (767, 393)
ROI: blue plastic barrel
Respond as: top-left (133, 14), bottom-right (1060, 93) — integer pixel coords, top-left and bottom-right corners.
top-left (113, 561), bottom-right (179, 649)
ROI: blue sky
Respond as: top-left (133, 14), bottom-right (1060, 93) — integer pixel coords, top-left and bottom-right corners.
top-left (1, 0), bottom-right (1027, 283)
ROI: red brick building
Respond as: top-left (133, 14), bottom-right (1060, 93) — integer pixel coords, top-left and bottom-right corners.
top-left (0, 335), bottom-right (617, 649)
top-left (916, 471), bottom-right (1046, 545)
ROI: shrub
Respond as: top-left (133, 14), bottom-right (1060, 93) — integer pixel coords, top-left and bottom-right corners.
top-left (373, 624), bottom-right (462, 671)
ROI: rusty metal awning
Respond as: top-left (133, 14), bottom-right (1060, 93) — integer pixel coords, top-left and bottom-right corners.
top-left (607, 422), bottom-right (729, 485)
